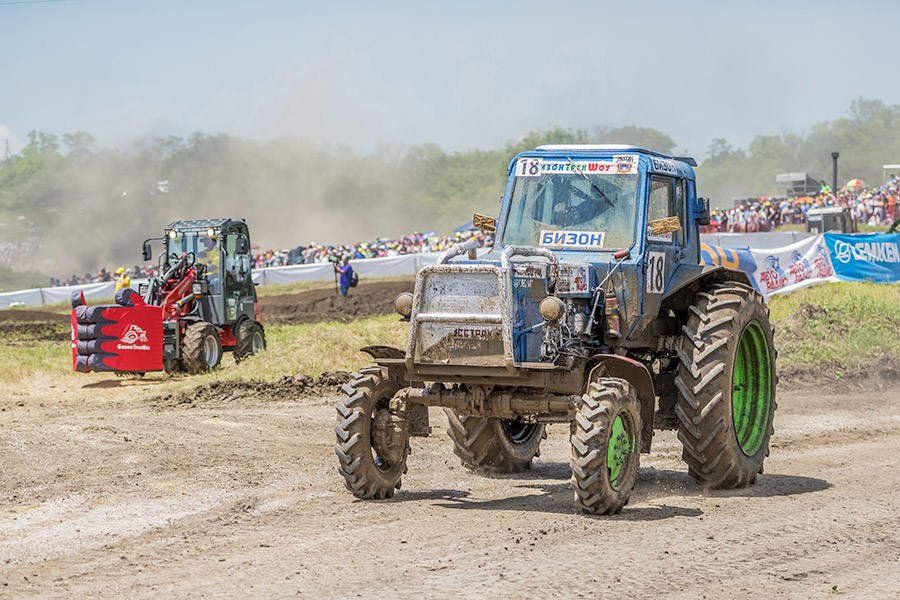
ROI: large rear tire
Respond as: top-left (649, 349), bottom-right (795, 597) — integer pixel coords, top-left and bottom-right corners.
top-left (570, 378), bottom-right (641, 515)
top-left (234, 320), bottom-right (266, 362)
top-left (181, 322), bottom-right (223, 375)
top-left (675, 283), bottom-right (777, 489)
top-left (335, 367), bottom-right (409, 499)
top-left (443, 410), bottom-right (545, 474)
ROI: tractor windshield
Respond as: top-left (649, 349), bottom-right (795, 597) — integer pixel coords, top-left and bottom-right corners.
top-left (502, 157), bottom-right (640, 251)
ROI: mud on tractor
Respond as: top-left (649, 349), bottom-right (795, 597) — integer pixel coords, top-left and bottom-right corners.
top-left (335, 146), bottom-right (777, 514)
top-left (71, 218), bottom-right (265, 376)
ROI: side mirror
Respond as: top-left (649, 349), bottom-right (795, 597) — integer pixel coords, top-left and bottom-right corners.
top-left (235, 237), bottom-right (249, 255)
top-left (695, 197), bottom-right (711, 226)
top-left (142, 241), bottom-right (152, 262)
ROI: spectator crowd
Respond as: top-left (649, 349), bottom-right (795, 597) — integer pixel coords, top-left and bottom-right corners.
top-left (250, 230), bottom-right (494, 269)
top-left (47, 229), bottom-right (493, 287)
top-left (702, 176), bottom-right (900, 233)
top-left (48, 265), bottom-right (158, 288)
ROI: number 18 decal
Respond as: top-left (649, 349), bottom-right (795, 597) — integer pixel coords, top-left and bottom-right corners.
top-left (646, 252), bottom-right (665, 294)
top-left (517, 158), bottom-right (542, 177)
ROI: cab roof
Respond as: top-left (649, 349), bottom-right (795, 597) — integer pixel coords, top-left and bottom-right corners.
top-left (534, 144), bottom-right (697, 167)
top-left (165, 218), bottom-right (247, 232)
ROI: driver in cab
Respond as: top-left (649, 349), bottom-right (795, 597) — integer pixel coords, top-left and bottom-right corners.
top-left (550, 178), bottom-right (604, 227)
top-left (199, 236), bottom-right (221, 293)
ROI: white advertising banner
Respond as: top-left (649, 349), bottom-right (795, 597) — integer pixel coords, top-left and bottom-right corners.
top-left (747, 234), bottom-right (839, 296)
top-left (40, 281), bottom-right (117, 306)
top-left (0, 288), bottom-right (45, 309)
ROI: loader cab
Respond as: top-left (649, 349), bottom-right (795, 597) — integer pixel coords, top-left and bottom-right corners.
top-left (162, 218), bottom-right (256, 326)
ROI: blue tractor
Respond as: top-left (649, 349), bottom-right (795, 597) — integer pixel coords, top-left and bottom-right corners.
top-left (335, 145), bottom-right (777, 514)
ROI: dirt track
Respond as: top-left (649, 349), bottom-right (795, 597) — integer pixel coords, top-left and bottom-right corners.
top-left (1, 373), bottom-right (898, 598)
top-left (0, 280), bottom-right (414, 344)
top-left (260, 281), bottom-right (414, 325)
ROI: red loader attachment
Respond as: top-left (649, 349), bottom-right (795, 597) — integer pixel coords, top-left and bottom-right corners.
top-left (71, 288), bottom-right (164, 373)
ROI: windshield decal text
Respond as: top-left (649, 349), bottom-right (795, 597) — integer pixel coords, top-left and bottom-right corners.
top-left (516, 156), bottom-right (639, 177)
top-left (540, 230), bottom-right (605, 250)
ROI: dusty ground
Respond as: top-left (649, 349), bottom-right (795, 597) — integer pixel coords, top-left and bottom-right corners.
top-left (260, 281), bottom-right (414, 325)
top-left (1, 372), bottom-right (897, 598)
top-left (0, 310), bottom-right (70, 343)
top-left (0, 280), bottom-right (414, 341)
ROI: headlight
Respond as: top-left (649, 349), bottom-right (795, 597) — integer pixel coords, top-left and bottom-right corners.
top-left (539, 296), bottom-right (565, 322)
top-left (192, 283), bottom-right (203, 296)
top-left (394, 292), bottom-right (413, 318)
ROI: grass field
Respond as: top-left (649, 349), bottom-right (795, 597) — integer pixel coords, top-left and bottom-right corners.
top-left (767, 281), bottom-right (900, 370)
top-left (1, 281), bottom-right (897, 385)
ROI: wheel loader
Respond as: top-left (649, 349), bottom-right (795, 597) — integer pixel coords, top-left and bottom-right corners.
top-left (71, 218), bottom-right (265, 376)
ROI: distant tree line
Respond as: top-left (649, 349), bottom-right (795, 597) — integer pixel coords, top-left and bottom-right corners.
top-left (1, 96), bottom-right (898, 277)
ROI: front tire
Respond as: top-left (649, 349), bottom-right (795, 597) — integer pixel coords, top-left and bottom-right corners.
top-left (675, 283), bottom-right (777, 489)
top-left (181, 322), bottom-right (223, 375)
top-left (570, 378), bottom-right (641, 515)
top-left (234, 320), bottom-right (266, 362)
top-left (444, 410), bottom-right (545, 474)
top-left (335, 367), bottom-right (409, 499)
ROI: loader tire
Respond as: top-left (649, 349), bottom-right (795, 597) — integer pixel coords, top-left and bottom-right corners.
top-left (234, 320), bottom-right (266, 362)
top-left (675, 283), bottom-right (776, 489)
top-left (443, 410), bottom-right (545, 474)
top-left (570, 378), bottom-right (641, 515)
top-left (181, 322), bottom-right (223, 375)
top-left (335, 367), bottom-right (408, 499)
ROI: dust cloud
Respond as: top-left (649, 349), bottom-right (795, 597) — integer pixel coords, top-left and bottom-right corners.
top-left (26, 135), bottom-right (494, 278)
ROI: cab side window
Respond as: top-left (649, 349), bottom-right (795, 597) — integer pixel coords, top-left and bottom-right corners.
top-left (649, 176), bottom-right (674, 221)
top-left (674, 179), bottom-right (686, 245)
top-left (648, 176), bottom-right (687, 245)
top-left (648, 176), bottom-right (675, 242)
top-left (225, 232), bottom-right (252, 290)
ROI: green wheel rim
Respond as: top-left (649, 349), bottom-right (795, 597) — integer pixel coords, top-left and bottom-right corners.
top-left (732, 321), bottom-right (773, 456)
top-left (607, 414), bottom-right (632, 491)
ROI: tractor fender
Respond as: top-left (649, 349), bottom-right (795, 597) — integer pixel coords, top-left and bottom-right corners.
top-left (361, 345), bottom-right (405, 360)
top-left (588, 354), bottom-right (655, 453)
top-left (662, 265), bottom-right (753, 312)
top-left (360, 345), bottom-right (407, 385)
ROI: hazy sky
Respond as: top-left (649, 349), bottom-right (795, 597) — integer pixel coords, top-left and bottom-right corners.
top-left (2, 0), bottom-right (898, 158)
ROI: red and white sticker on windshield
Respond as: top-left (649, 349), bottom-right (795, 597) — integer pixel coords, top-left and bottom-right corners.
top-left (516, 155), bottom-right (638, 177)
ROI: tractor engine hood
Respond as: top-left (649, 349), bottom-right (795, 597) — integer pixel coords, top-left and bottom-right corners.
top-left (407, 245), bottom-right (601, 370)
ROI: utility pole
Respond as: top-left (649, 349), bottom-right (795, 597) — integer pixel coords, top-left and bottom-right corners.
top-left (831, 151), bottom-right (840, 194)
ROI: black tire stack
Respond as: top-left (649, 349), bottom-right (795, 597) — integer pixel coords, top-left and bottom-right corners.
top-left (72, 295), bottom-right (119, 373)
top-left (71, 288), bottom-right (143, 373)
